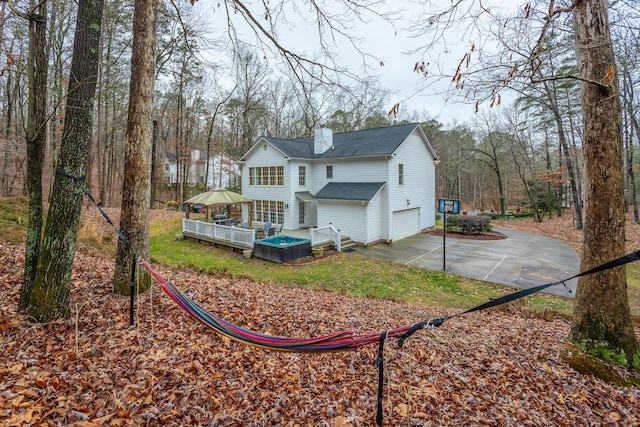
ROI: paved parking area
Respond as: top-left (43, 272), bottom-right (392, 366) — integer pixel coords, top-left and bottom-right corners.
top-left (354, 227), bottom-right (580, 298)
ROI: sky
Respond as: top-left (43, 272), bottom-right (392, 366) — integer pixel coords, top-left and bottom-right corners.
top-left (194, 1), bottom-right (522, 127)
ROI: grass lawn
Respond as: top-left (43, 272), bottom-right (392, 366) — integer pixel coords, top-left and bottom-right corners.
top-left (150, 216), bottom-right (577, 318)
top-left (4, 197), bottom-right (639, 321)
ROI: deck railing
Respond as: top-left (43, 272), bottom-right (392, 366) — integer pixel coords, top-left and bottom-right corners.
top-left (182, 218), bottom-right (255, 248)
top-left (309, 225), bottom-right (341, 251)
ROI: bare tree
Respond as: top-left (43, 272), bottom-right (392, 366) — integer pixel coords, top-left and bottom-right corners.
top-left (570, 0), bottom-right (638, 366)
top-left (14, 0), bottom-right (49, 309)
top-left (113, 0), bottom-right (158, 295)
top-left (24, 0), bottom-right (104, 321)
top-left (471, 112), bottom-right (511, 217)
top-left (410, 0), bottom-right (639, 364)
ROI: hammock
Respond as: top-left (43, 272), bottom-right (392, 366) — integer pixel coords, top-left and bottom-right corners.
top-left (139, 258), bottom-right (419, 352)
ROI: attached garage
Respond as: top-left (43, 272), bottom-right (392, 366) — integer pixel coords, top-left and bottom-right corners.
top-left (392, 208), bottom-right (420, 241)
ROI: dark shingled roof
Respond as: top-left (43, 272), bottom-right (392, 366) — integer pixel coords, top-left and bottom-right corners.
top-left (263, 123), bottom-right (420, 159)
top-left (313, 182), bottom-right (386, 201)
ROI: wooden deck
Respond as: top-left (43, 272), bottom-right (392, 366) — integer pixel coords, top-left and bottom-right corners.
top-left (182, 218), bottom-right (255, 251)
top-left (181, 219), bottom-right (342, 252)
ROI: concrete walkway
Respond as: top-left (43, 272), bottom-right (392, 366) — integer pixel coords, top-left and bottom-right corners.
top-left (352, 227), bottom-right (580, 298)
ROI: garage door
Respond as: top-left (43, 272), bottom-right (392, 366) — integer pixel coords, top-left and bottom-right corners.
top-left (392, 208), bottom-right (420, 241)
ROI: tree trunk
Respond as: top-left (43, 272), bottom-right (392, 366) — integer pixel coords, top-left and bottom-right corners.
top-left (113, 0), bottom-right (158, 295)
top-left (2, 41), bottom-right (15, 197)
top-left (26, 0), bottom-right (104, 322)
top-left (19, 2), bottom-right (48, 310)
top-left (627, 109), bottom-right (640, 223)
top-left (570, 0), bottom-right (639, 365)
top-left (150, 119), bottom-right (158, 208)
top-left (554, 110), bottom-right (583, 229)
top-left (625, 116), bottom-right (638, 224)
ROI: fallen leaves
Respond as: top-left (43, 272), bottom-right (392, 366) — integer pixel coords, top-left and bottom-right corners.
top-left (1, 238), bottom-right (639, 426)
top-left (491, 211), bottom-right (640, 253)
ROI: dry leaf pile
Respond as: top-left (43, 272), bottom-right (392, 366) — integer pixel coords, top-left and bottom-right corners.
top-left (492, 212), bottom-right (640, 253)
top-left (2, 238), bottom-right (640, 426)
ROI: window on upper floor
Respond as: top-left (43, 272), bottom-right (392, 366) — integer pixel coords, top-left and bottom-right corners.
top-left (399, 163), bottom-right (404, 185)
top-left (277, 166), bottom-right (284, 185)
top-left (299, 166), bottom-right (306, 186)
top-left (326, 165), bottom-right (333, 179)
top-left (248, 166), bottom-right (284, 186)
top-left (269, 166), bottom-right (277, 186)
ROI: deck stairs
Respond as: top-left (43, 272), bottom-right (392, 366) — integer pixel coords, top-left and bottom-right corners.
top-left (338, 236), bottom-right (357, 252)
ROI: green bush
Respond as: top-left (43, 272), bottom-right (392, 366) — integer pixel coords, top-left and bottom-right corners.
top-left (477, 211), bottom-right (534, 220)
top-left (445, 215), bottom-right (491, 234)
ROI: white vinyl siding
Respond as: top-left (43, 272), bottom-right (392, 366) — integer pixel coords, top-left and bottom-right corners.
top-left (311, 158), bottom-right (388, 195)
top-left (389, 131), bottom-right (436, 233)
top-left (317, 201), bottom-right (367, 243)
top-left (317, 188), bottom-right (384, 245)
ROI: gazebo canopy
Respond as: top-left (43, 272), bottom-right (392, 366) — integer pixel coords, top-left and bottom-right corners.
top-left (184, 189), bottom-right (252, 207)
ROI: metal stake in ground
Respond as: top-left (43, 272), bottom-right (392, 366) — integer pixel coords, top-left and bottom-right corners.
top-left (443, 209), bottom-right (447, 271)
top-left (130, 253), bottom-right (136, 326)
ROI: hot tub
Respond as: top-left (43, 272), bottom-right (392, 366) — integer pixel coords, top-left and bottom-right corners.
top-left (253, 235), bottom-right (312, 263)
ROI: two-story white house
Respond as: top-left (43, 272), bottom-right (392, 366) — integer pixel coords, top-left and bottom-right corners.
top-left (163, 149), bottom-right (240, 190)
top-left (238, 123), bottom-right (440, 244)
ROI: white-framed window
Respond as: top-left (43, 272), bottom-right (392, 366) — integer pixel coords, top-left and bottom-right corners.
top-left (326, 165), bottom-right (333, 179)
top-left (252, 200), bottom-right (285, 224)
top-left (298, 166), bottom-right (306, 186)
top-left (398, 163), bottom-right (404, 185)
top-left (249, 166), bottom-right (284, 186)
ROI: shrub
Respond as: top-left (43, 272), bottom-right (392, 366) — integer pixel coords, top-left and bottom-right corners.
top-left (445, 215), bottom-right (491, 235)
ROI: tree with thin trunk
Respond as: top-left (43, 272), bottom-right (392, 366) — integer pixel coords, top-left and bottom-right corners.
top-left (569, 0), bottom-right (638, 366)
top-left (15, 0), bottom-right (48, 310)
top-left (25, 0), bottom-right (104, 322)
top-left (471, 112), bottom-right (509, 217)
top-left (113, 0), bottom-right (158, 294)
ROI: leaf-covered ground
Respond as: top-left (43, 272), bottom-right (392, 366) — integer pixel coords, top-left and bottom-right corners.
top-left (492, 212), bottom-right (640, 253)
top-left (2, 238), bottom-right (639, 426)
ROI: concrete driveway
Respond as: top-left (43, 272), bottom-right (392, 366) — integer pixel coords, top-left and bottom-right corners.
top-left (354, 227), bottom-right (580, 298)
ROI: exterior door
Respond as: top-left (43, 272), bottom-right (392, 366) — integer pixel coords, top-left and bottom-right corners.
top-left (298, 201), bottom-right (306, 226)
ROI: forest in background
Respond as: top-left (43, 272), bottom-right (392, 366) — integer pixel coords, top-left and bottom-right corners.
top-left (2, 0), bottom-right (640, 413)
top-left (1, 1), bottom-right (639, 221)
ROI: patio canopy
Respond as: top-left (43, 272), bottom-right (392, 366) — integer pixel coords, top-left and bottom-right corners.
top-left (184, 189), bottom-right (252, 207)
